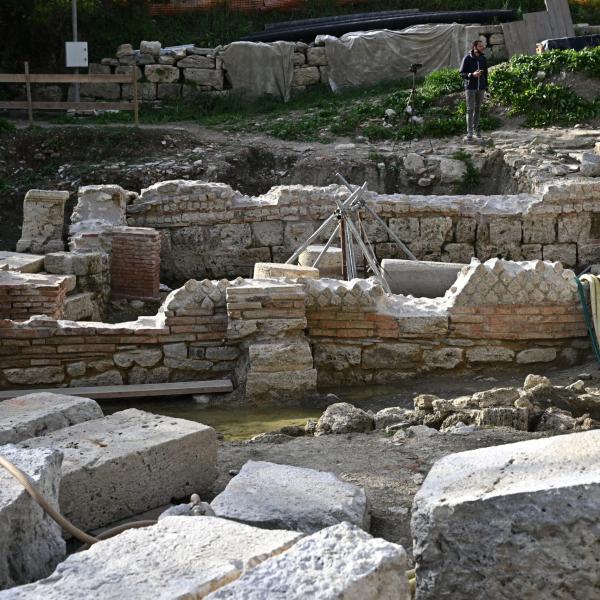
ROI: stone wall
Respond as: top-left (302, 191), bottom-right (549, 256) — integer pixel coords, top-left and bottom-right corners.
top-left (126, 179), bottom-right (600, 282)
top-left (0, 259), bottom-right (589, 395)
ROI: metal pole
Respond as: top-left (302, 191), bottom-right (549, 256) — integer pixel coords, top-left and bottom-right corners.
top-left (336, 172), bottom-right (417, 261)
top-left (72, 0), bottom-right (80, 103)
top-left (340, 216), bottom-right (348, 280)
top-left (312, 223), bottom-right (340, 269)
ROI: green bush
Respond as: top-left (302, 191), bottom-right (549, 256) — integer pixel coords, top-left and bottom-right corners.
top-left (489, 46), bottom-right (600, 126)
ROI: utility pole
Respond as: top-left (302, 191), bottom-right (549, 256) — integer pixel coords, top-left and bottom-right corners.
top-left (72, 0), bottom-right (80, 102)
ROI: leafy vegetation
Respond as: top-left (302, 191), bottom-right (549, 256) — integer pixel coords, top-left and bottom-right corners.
top-left (0, 118), bottom-right (16, 133)
top-left (451, 149), bottom-right (481, 193)
top-left (489, 46), bottom-right (600, 126)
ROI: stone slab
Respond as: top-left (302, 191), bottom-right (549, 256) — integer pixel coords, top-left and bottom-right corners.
top-left (0, 252), bottom-right (45, 274)
top-left (0, 516), bottom-right (301, 599)
top-left (207, 522), bottom-right (409, 600)
top-left (254, 262), bottom-right (319, 280)
top-left (412, 430), bottom-right (600, 600)
top-left (19, 409), bottom-right (217, 531)
top-left (211, 460), bottom-right (370, 533)
top-left (0, 393), bottom-right (103, 444)
top-left (381, 259), bottom-right (464, 298)
top-left (0, 444), bottom-right (65, 590)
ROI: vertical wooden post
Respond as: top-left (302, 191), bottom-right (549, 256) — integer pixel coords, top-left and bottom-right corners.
top-left (132, 66), bottom-right (139, 126)
top-left (24, 62), bottom-right (33, 126)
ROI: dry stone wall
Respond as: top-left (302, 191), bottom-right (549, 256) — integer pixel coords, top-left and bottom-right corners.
top-left (127, 179), bottom-right (600, 282)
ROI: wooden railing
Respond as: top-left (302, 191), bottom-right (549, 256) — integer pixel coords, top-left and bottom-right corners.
top-left (0, 62), bottom-right (139, 125)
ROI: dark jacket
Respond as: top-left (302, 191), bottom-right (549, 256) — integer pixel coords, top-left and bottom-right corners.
top-left (460, 50), bottom-right (488, 90)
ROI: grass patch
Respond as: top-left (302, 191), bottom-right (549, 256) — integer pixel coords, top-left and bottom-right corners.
top-left (0, 117), bottom-right (15, 133)
top-left (451, 149), bottom-right (481, 193)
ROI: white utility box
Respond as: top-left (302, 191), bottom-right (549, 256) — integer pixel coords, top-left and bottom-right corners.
top-left (65, 42), bottom-right (88, 68)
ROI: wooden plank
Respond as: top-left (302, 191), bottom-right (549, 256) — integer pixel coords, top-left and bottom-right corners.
top-left (0, 101), bottom-right (136, 111)
top-left (0, 74), bottom-right (132, 84)
top-left (502, 22), bottom-right (521, 57)
top-left (524, 11), bottom-right (552, 50)
top-left (546, 0), bottom-right (575, 38)
top-left (0, 379), bottom-right (233, 401)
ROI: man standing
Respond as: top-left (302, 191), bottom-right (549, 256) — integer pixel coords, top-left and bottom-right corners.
top-left (460, 39), bottom-right (488, 143)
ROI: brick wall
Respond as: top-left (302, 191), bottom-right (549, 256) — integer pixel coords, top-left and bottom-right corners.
top-left (110, 227), bottom-right (161, 301)
top-left (0, 272), bottom-right (72, 322)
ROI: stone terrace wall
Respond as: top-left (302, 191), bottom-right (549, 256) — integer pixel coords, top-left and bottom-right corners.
top-left (0, 259), bottom-right (588, 393)
top-left (127, 179), bottom-right (600, 282)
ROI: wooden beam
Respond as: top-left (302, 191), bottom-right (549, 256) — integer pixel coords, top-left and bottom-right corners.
top-left (0, 380), bottom-right (234, 401)
top-left (0, 101), bottom-right (136, 111)
top-left (0, 74), bottom-right (132, 84)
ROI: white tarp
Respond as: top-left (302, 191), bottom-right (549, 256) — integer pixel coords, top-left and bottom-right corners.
top-left (318, 23), bottom-right (471, 91)
top-left (220, 41), bottom-right (295, 101)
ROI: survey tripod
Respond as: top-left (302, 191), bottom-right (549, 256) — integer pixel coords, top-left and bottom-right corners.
top-left (285, 174), bottom-right (416, 293)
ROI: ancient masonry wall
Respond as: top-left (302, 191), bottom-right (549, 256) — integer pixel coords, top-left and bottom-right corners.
top-left (28, 24), bottom-right (518, 103)
top-left (0, 259), bottom-right (588, 393)
top-left (127, 179), bottom-right (600, 282)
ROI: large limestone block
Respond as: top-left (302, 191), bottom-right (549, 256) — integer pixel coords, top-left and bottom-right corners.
top-left (0, 517), bottom-right (301, 599)
top-left (20, 409), bottom-right (217, 531)
top-left (16, 190), bottom-right (69, 254)
top-left (254, 262), bottom-right (319, 280)
top-left (248, 340), bottom-right (313, 373)
top-left (245, 369), bottom-right (318, 403)
top-left (298, 245), bottom-right (342, 278)
top-left (412, 430), bottom-right (600, 600)
top-left (211, 460), bottom-right (370, 533)
top-left (207, 522), bottom-right (409, 600)
top-left (0, 445), bottom-right (65, 589)
top-left (381, 258), bottom-right (463, 298)
top-left (0, 393), bottom-right (103, 444)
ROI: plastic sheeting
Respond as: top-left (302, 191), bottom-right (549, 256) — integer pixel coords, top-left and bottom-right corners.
top-left (318, 23), bottom-right (471, 92)
top-left (220, 41), bottom-right (296, 101)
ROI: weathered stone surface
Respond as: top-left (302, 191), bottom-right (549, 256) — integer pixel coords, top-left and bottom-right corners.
top-left (306, 47), bottom-right (328, 67)
top-left (475, 407), bottom-right (529, 430)
top-left (144, 64), bottom-right (179, 83)
top-left (523, 373), bottom-right (551, 390)
top-left (362, 343), bottom-right (420, 369)
top-left (183, 68), bottom-right (223, 88)
top-left (516, 347), bottom-right (557, 364)
top-left (536, 407), bottom-right (577, 431)
top-left (1, 517), bottom-right (301, 599)
top-left (471, 387), bottom-right (520, 408)
top-left (19, 409), bottom-right (217, 531)
top-left (315, 402), bottom-right (374, 435)
top-left (248, 340), bottom-right (313, 373)
top-left (4, 367), bottom-right (64, 385)
top-left (466, 346), bottom-right (514, 363)
top-left (44, 251), bottom-right (107, 276)
top-left (207, 522), bottom-right (409, 600)
top-left (254, 262), bottom-right (318, 280)
top-left (412, 430), bottom-right (600, 600)
top-left (292, 66), bottom-right (320, 86)
top-left (0, 393), bottom-right (103, 444)
top-left (0, 445), bottom-right (64, 590)
top-left (245, 369), bottom-right (318, 404)
top-left (374, 407), bottom-right (411, 429)
top-left (71, 370), bottom-right (123, 387)
top-left (313, 343), bottom-right (362, 371)
top-left (16, 190), bottom-right (69, 254)
top-left (211, 460), bottom-right (370, 533)
top-left (113, 348), bottom-right (163, 368)
top-left (139, 40), bottom-right (161, 57)
top-left (437, 158), bottom-right (467, 184)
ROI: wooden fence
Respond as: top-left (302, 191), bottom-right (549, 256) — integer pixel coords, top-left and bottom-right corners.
top-left (0, 62), bottom-right (139, 125)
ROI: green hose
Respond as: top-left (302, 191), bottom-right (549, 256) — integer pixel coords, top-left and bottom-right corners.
top-left (576, 276), bottom-right (600, 364)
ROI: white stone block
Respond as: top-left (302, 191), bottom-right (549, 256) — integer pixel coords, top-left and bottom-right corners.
top-left (20, 409), bottom-right (217, 531)
top-left (0, 393), bottom-right (103, 444)
top-left (0, 445), bottom-right (64, 589)
top-left (1, 517), bottom-right (301, 599)
top-left (211, 460), bottom-right (370, 533)
top-left (412, 430), bottom-right (600, 600)
top-left (207, 522), bottom-right (409, 600)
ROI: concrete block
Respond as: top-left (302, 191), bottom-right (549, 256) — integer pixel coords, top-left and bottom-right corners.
top-left (19, 409), bottom-right (217, 531)
top-left (1, 517), bottom-right (301, 599)
top-left (412, 430), bottom-right (600, 600)
top-left (0, 445), bottom-right (64, 589)
top-left (381, 259), bottom-right (463, 298)
top-left (0, 393), bottom-right (103, 444)
top-left (207, 522), bottom-right (409, 600)
top-left (211, 460), bottom-right (370, 533)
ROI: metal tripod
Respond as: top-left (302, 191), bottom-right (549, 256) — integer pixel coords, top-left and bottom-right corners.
top-left (285, 175), bottom-right (416, 293)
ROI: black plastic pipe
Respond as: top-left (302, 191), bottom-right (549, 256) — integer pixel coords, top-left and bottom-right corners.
top-left (241, 9), bottom-right (517, 43)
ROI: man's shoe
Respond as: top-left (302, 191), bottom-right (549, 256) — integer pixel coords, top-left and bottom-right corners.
top-left (463, 135), bottom-right (474, 143)
top-left (474, 131), bottom-right (484, 140)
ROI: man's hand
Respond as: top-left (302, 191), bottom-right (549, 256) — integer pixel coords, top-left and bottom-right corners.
top-left (473, 69), bottom-right (482, 78)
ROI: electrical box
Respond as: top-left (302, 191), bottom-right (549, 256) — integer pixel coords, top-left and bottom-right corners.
top-left (65, 42), bottom-right (88, 68)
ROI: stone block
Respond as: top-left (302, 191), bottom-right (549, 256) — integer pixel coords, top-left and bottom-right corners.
top-left (488, 218), bottom-right (522, 246)
top-left (381, 259), bottom-right (463, 298)
top-left (516, 347), bottom-right (557, 364)
top-left (4, 367), bottom-right (64, 386)
top-left (423, 347), bottom-right (463, 369)
top-left (542, 243), bottom-right (576, 267)
top-left (523, 217), bottom-right (556, 244)
top-left (466, 346), bottom-right (514, 363)
top-left (0, 445), bottom-right (64, 589)
top-left (183, 68), bottom-right (224, 89)
top-left (113, 348), bottom-right (163, 368)
top-left (44, 251), bottom-right (107, 276)
top-left (292, 67), bottom-right (320, 87)
top-left (63, 292), bottom-right (94, 320)
top-left (249, 340), bottom-right (313, 373)
top-left (474, 406), bottom-right (529, 430)
top-left (178, 55), bottom-right (216, 69)
top-left (557, 213), bottom-right (590, 243)
top-left (441, 243), bottom-right (474, 264)
top-left (251, 221), bottom-right (284, 247)
top-left (388, 217), bottom-right (419, 242)
top-left (412, 430), bottom-right (600, 600)
top-left (254, 262), bottom-right (318, 280)
top-left (115, 65), bottom-right (143, 80)
top-left (313, 343), bottom-right (362, 371)
top-left (207, 522), bottom-right (409, 600)
top-left (420, 217), bottom-right (453, 251)
top-left (211, 461), bottom-right (370, 533)
top-left (0, 393), bottom-right (103, 445)
top-left (578, 243), bottom-right (600, 264)
top-left (144, 64), bottom-right (179, 83)
top-left (245, 365), bottom-right (317, 396)
top-left (298, 245), bottom-right (342, 278)
top-left (16, 190), bottom-right (69, 254)
top-left (140, 40), bottom-right (161, 57)
top-left (362, 343), bottom-right (421, 369)
top-left (437, 158), bottom-right (466, 184)
top-left (19, 409), bottom-right (217, 531)
top-left (2, 517), bottom-right (301, 599)
top-left (315, 402), bottom-right (374, 435)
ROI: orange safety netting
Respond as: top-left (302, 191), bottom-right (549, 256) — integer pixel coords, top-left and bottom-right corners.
top-left (148, 0), bottom-right (376, 15)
